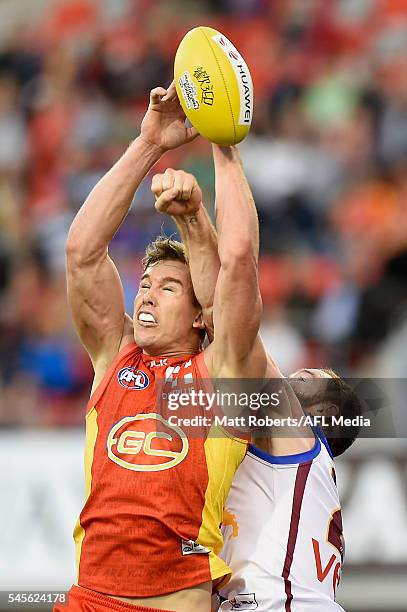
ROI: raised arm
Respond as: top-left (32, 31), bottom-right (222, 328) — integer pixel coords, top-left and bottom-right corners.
top-left (206, 145), bottom-right (266, 378)
top-left (174, 207), bottom-right (219, 342)
top-left (151, 168), bottom-right (220, 341)
top-left (151, 148), bottom-right (266, 377)
top-left (150, 154), bottom-right (314, 457)
top-left (66, 84), bottom-right (197, 377)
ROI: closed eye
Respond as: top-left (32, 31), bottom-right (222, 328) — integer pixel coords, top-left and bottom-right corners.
top-left (163, 286), bottom-right (174, 292)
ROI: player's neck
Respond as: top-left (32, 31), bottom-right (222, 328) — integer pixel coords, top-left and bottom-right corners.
top-left (142, 342), bottom-right (202, 359)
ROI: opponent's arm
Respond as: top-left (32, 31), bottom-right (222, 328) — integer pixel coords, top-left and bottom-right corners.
top-left (152, 168), bottom-right (220, 341)
top-left (206, 145), bottom-right (266, 378)
top-left (66, 84), bottom-right (197, 373)
top-left (205, 148), bottom-right (312, 453)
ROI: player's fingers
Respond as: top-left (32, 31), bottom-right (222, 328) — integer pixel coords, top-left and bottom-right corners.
top-left (185, 126), bottom-right (199, 142)
top-left (162, 80), bottom-right (176, 101)
top-left (173, 171), bottom-right (187, 199)
top-left (151, 173), bottom-right (164, 197)
top-left (150, 87), bottom-right (167, 105)
top-left (154, 187), bottom-right (180, 213)
top-left (180, 175), bottom-right (194, 200)
top-left (162, 168), bottom-right (175, 191)
top-left (170, 170), bottom-right (194, 200)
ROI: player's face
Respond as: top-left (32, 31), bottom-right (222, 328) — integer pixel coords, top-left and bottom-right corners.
top-left (288, 369), bottom-right (333, 408)
top-left (133, 261), bottom-right (203, 355)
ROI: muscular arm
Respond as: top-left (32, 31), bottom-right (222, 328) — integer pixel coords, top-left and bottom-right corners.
top-left (173, 207), bottom-right (219, 342)
top-left (66, 84), bottom-right (197, 375)
top-left (151, 157), bottom-right (313, 456)
top-left (175, 211), bottom-right (284, 375)
top-left (150, 146), bottom-right (266, 376)
top-left (151, 167), bottom-right (220, 342)
top-left (206, 145), bottom-right (266, 378)
top-left (66, 137), bottom-right (161, 369)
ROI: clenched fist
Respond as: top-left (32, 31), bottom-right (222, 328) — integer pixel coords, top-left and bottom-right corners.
top-left (151, 168), bottom-right (203, 216)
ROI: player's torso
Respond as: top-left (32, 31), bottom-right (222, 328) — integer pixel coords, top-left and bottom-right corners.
top-left (74, 343), bottom-right (247, 597)
top-left (220, 437), bottom-right (345, 611)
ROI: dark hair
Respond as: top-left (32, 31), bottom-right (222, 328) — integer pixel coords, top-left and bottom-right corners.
top-left (319, 368), bottom-right (362, 457)
top-left (142, 236), bottom-right (188, 271)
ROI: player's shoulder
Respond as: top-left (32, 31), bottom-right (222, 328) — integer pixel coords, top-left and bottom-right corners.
top-left (315, 427), bottom-right (335, 463)
top-left (203, 336), bottom-right (268, 379)
top-left (89, 340), bottom-right (140, 400)
top-left (118, 314), bottom-right (136, 351)
top-left (192, 349), bottom-right (209, 376)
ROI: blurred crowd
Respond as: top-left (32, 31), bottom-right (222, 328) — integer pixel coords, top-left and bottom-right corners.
top-left (0, 0), bottom-right (406, 426)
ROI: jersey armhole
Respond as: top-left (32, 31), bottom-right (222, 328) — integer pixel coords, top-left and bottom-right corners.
top-left (248, 436), bottom-right (321, 465)
top-left (86, 342), bottom-right (138, 415)
top-left (313, 425), bottom-right (334, 460)
top-left (194, 352), bottom-right (250, 446)
top-left (194, 350), bottom-right (210, 379)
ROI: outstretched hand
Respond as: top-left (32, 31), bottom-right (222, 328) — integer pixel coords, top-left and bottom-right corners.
top-left (151, 168), bottom-right (202, 216)
top-left (140, 82), bottom-right (199, 152)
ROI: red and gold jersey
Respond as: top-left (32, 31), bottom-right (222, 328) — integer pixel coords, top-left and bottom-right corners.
top-left (74, 343), bottom-right (247, 597)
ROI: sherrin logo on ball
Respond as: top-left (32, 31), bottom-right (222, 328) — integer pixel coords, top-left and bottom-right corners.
top-left (174, 26), bottom-right (254, 146)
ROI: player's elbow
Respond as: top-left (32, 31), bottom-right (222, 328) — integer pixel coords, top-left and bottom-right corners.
top-left (65, 230), bottom-right (106, 266)
top-left (225, 298), bottom-right (263, 363)
top-left (65, 223), bottom-right (85, 254)
top-left (65, 231), bottom-right (80, 257)
top-left (65, 235), bottom-right (86, 266)
top-left (250, 293), bottom-right (263, 332)
top-left (219, 244), bottom-right (257, 275)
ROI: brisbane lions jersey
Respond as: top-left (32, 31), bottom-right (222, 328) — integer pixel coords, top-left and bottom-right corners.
top-left (219, 435), bottom-right (345, 611)
top-left (73, 342), bottom-right (247, 597)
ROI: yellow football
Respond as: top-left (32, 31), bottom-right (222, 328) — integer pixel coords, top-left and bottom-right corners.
top-left (174, 26), bottom-right (254, 146)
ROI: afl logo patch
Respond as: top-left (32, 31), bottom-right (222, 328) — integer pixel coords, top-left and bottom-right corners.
top-left (117, 367), bottom-right (149, 390)
top-left (107, 413), bottom-right (189, 472)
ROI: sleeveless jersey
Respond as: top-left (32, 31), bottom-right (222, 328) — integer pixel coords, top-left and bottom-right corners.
top-left (73, 343), bottom-right (247, 597)
top-left (219, 436), bottom-right (345, 611)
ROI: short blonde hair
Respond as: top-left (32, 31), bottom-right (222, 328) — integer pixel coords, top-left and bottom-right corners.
top-left (141, 235), bottom-right (207, 341)
top-left (142, 236), bottom-right (188, 271)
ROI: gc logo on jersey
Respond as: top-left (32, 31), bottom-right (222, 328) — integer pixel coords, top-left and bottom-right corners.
top-left (117, 367), bottom-right (149, 390)
top-left (107, 413), bottom-right (189, 471)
